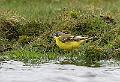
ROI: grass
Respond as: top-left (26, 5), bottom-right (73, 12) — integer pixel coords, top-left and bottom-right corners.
top-left (0, 0), bottom-right (120, 67)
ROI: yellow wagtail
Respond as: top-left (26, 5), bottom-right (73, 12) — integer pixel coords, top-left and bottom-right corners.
top-left (52, 32), bottom-right (93, 50)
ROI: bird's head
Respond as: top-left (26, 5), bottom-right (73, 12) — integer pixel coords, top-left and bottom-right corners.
top-left (52, 32), bottom-right (64, 38)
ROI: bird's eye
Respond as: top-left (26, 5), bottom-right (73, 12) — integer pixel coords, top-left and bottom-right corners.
top-left (55, 33), bottom-right (59, 37)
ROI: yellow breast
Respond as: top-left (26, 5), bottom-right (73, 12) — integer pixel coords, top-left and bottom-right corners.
top-left (55, 37), bottom-right (85, 50)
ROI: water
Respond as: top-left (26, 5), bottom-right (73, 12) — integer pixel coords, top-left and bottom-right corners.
top-left (0, 60), bottom-right (120, 82)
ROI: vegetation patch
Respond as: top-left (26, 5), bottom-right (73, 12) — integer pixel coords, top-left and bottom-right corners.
top-left (0, 0), bottom-right (120, 67)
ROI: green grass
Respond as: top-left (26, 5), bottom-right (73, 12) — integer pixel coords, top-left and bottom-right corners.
top-left (1, 0), bottom-right (118, 19)
top-left (0, 0), bottom-right (86, 19)
top-left (0, 0), bottom-right (120, 67)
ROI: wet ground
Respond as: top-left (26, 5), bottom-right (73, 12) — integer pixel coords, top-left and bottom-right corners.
top-left (0, 60), bottom-right (120, 82)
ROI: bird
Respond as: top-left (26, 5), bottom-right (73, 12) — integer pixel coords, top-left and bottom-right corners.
top-left (52, 32), bottom-right (94, 50)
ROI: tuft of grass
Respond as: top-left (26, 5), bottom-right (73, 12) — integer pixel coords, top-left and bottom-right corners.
top-left (6, 48), bottom-right (60, 64)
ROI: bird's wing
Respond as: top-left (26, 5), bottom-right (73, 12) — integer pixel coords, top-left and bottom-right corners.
top-left (73, 36), bottom-right (89, 41)
top-left (74, 36), bottom-right (96, 41)
top-left (59, 34), bottom-right (89, 43)
top-left (58, 34), bottom-right (74, 43)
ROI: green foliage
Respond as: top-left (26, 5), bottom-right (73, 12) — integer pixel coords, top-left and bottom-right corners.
top-left (8, 49), bottom-right (44, 63)
top-left (18, 35), bottom-right (31, 46)
top-left (19, 20), bottom-right (50, 36)
top-left (0, 0), bottom-right (120, 67)
top-left (7, 48), bottom-right (59, 64)
top-left (0, 10), bottom-right (24, 41)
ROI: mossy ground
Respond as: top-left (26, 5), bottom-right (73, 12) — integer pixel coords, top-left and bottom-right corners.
top-left (0, 0), bottom-right (120, 67)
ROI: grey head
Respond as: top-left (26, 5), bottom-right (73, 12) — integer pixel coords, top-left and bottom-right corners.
top-left (52, 32), bottom-right (64, 38)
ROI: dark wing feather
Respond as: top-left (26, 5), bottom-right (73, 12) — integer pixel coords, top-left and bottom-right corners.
top-left (59, 35), bottom-right (90, 43)
top-left (59, 34), bottom-right (75, 43)
top-left (73, 36), bottom-right (89, 41)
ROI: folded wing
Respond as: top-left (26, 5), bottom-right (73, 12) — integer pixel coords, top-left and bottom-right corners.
top-left (59, 34), bottom-right (91, 43)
